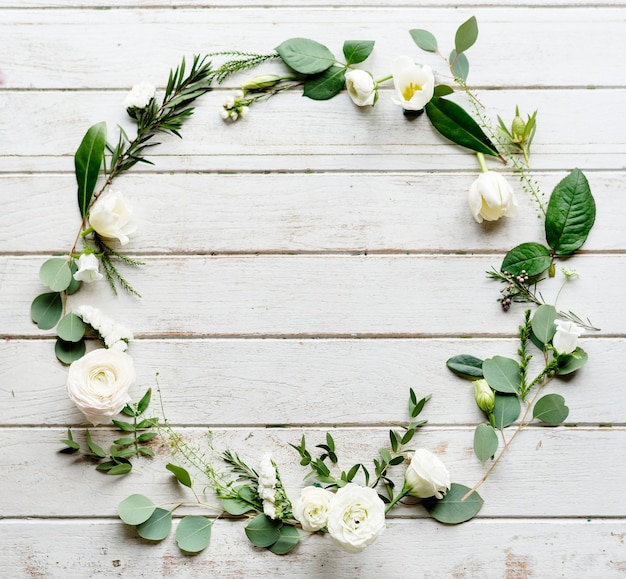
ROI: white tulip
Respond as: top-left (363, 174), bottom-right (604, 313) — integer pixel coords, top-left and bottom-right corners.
top-left (345, 69), bottom-right (377, 107)
top-left (391, 56), bottom-right (435, 111)
top-left (468, 171), bottom-right (518, 223)
top-left (73, 253), bottom-right (103, 283)
top-left (404, 449), bottom-right (451, 500)
top-left (553, 319), bottom-right (585, 354)
top-left (89, 188), bottom-right (136, 245)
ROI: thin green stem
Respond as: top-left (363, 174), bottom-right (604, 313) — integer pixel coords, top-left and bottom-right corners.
top-left (385, 487), bottom-right (410, 514)
top-left (476, 152), bottom-right (488, 173)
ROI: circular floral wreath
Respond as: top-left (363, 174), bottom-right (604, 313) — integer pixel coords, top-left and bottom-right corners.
top-left (35, 16), bottom-right (596, 556)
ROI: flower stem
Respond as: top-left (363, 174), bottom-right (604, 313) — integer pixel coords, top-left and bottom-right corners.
top-left (385, 487), bottom-right (410, 514)
top-left (375, 74), bottom-right (393, 85)
top-left (476, 152), bottom-right (488, 173)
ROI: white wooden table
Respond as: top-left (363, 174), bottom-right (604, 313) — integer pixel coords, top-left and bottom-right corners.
top-left (1, 1), bottom-right (626, 577)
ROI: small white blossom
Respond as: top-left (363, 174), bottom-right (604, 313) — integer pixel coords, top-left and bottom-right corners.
top-left (73, 253), bottom-right (103, 283)
top-left (123, 81), bottom-right (156, 110)
top-left (345, 69), bottom-right (377, 107)
top-left (553, 319), bottom-right (585, 354)
top-left (257, 454), bottom-right (278, 519)
top-left (75, 305), bottom-right (133, 352)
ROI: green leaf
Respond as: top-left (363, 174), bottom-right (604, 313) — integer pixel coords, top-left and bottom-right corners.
top-left (244, 514), bottom-right (281, 548)
top-left (424, 483), bottom-right (483, 524)
top-left (113, 437), bottom-right (135, 446)
top-left (107, 463), bottom-right (133, 475)
top-left (303, 66), bottom-right (346, 100)
top-left (446, 354), bottom-right (483, 378)
top-left (166, 463), bottom-right (193, 488)
top-left (501, 242), bottom-right (552, 277)
top-left (531, 305), bottom-right (558, 345)
top-left (268, 525), bottom-right (300, 555)
top-left (473, 423), bottom-right (498, 464)
top-left (66, 262), bottom-right (81, 295)
top-left (482, 356), bottom-right (520, 394)
top-left (455, 16), bottom-right (478, 54)
top-left (118, 494), bottom-right (156, 525)
top-left (533, 394), bottom-right (569, 425)
top-left (176, 516), bottom-right (212, 553)
top-left (275, 38), bottom-right (335, 75)
top-left (137, 388), bottom-right (152, 415)
top-left (39, 258), bottom-right (72, 292)
top-left (434, 85), bottom-right (454, 98)
top-left (222, 497), bottom-right (254, 516)
top-left (85, 430), bottom-right (106, 458)
top-left (425, 96), bottom-right (500, 157)
top-left (556, 347), bottom-right (588, 375)
top-left (493, 394), bottom-right (521, 429)
top-left (545, 169), bottom-right (596, 255)
top-left (449, 50), bottom-right (469, 82)
top-left (343, 40), bottom-right (375, 65)
top-left (112, 420), bottom-right (134, 432)
top-left (31, 292), bottom-right (63, 330)
top-left (409, 29), bottom-right (438, 52)
top-left (54, 337), bottom-right (86, 365)
top-left (56, 313), bottom-right (86, 343)
top-left (137, 432), bottom-right (157, 443)
top-left (75, 121), bottom-right (107, 217)
top-left (137, 508), bottom-right (172, 541)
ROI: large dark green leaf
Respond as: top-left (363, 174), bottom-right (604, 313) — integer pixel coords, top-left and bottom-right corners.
top-left (424, 483), bottom-right (483, 524)
top-left (268, 525), bottom-right (300, 555)
top-left (75, 121), bottom-right (107, 217)
top-left (425, 96), bottom-right (499, 157)
top-left (275, 38), bottom-right (335, 75)
top-left (446, 354), bottom-right (483, 378)
top-left (55, 337), bottom-right (86, 365)
top-left (455, 16), bottom-right (478, 54)
top-left (342, 40), bottom-right (375, 65)
top-left (500, 242), bottom-right (552, 277)
top-left (545, 169), bottom-right (596, 255)
top-left (303, 66), bottom-right (346, 100)
top-left (556, 347), bottom-right (588, 375)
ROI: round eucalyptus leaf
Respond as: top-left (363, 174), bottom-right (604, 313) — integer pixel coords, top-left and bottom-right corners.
top-left (493, 394), bottom-right (521, 430)
top-left (39, 258), bottom-right (72, 292)
top-left (244, 514), bottom-right (281, 548)
top-left (556, 347), bottom-right (588, 375)
top-left (55, 337), bottom-right (86, 365)
top-left (118, 494), bottom-right (157, 526)
top-left (446, 354), bottom-right (483, 379)
top-left (57, 313), bottom-right (86, 343)
top-left (533, 394), bottom-right (569, 426)
top-left (531, 304), bottom-right (558, 345)
top-left (137, 508), bottom-right (172, 541)
top-left (31, 292), bottom-right (63, 330)
top-left (176, 516), bottom-right (212, 553)
top-left (268, 524), bottom-right (300, 555)
top-left (501, 242), bottom-right (552, 277)
top-left (424, 483), bottom-right (483, 524)
top-left (473, 423), bottom-right (498, 464)
top-left (482, 356), bottom-right (520, 394)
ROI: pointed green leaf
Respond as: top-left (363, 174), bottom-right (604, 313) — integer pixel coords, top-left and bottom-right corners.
top-left (137, 388), bottom-right (152, 415)
top-left (455, 16), bottom-right (478, 54)
top-left (533, 394), bottom-right (569, 425)
top-left (275, 38), bottom-right (335, 75)
top-left (57, 313), bottom-right (86, 343)
top-left (137, 508), bottom-right (172, 541)
top-left (31, 292), bottom-right (63, 330)
top-left (531, 305), bottom-right (558, 345)
top-left (244, 514), bottom-right (281, 548)
top-left (39, 258), bottom-right (72, 292)
top-left (343, 40), bottom-right (375, 65)
top-left (166, 463), bottom-right (193, 488)
top-left (303, 66), bottom-right (346, 100)
top-left (545, 169), bottom-right (596, 255)
top-left (425, 96), bottom-right (499, 157)
top-left (85, 430), bottom-right (107, 458)
top-left (446, 354), bottom-right (484, 378)
top-left (473, 423), bottom-right (498, 464)
top-left (409, 29), bottom-right (438, 52)
top-left (107, 462), bottom-right (133, 475)
top-left (118, 494), bottom-right (157, 525)
top-left (268, 525), bottom-right (300, 555)
top-left (449, 49), bottom-right (469, 82)
top-left (424, 483), bottom-right (483, 524)
top-left (556, 347), bottom-right (588, 375)
top-left (176, 516), bottom-right (212, 553)
top-left (482, 356), bottom-right (520, 394)
top-left (493, 394), bottom-right (521, 429)
top-left (75, 121), bottom-right (107, 217)
top-left (500, 242), bottom-right (552, 277)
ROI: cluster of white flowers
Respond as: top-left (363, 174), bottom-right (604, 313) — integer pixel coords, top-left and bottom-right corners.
top-left (123, 81), bottom-right (156, 110)
top-left (221, 90), bottom-right (250, 122)
top-left (257, 454), bottom-right (278, 519)
top-left (74, 305), bottom-right (133, 352)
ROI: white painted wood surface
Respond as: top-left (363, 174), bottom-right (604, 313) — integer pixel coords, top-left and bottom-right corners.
top-left (1, 1), bottom-right (625, 578)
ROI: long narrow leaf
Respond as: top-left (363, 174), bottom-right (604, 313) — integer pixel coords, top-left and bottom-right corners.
top-left (75, 122), bottom-right (107, 217)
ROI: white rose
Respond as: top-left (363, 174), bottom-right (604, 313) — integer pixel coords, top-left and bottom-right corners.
top-left (66, 349), bottom-right (135, 426)
top-left (293, 486), bottom-right (334, 532)
top-left (326, 484), bottom-right (386, 553)
top-left (123, 81), bottom-right (156, 110)
top-left (73, 253), bottom-right (103, 283)
top-left (404, 449), bottom-right (451, 500)
top-left (468, 171), bottom-right (518, 223)
top-left (345, 70), bottom-right (377, 107)
top-left (391, 56), bottom-right (435, 111)
top-left (553, 319), bottom-right (585, 354)
top-left (89, 188), bottom-right (136, 245)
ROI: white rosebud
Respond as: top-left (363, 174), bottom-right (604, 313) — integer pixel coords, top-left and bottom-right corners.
top-left (66, 349), bottom-right (135, 426)
top-left (404, 449), bottom-right (451, 500)
top-left (326, 484), bottom-right (386, 553)
top-left (73, 253), bottom-right (103, 283)
top-left (552, 319), bottom-right (585, 354)
top-left (345, 69), bottom-right (377, 107)
top-left (89, 188), bottom-right (136, 245)
top-left (220, 108), bottom-right (230, 120)
top-left (123, 81), bottom-right (156, 110)
top-left (468, 171), bottom-right (518, 223)
top-left (391, 56), bottom-right (435, 111)
top-left (230, 111), bottom-right (238, 121)
top-left (293, 486), bottom-right (334, 532)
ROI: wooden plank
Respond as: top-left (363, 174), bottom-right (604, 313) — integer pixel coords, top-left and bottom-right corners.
top-left (2, 338), bottom-right (622, 426)
top-left (2, 518), bottom-right (626, 578)
top-left (0, 8), bottom-right (625, 89)
top-left (3, 254), bottom-right (619, 336)
top-left (0, 171), bottom-right (622, 253)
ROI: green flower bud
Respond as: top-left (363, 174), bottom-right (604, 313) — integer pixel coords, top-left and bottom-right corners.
top-left (241, 74), bottom-right (284, 91)
top-left (473, 379), bottom-right (495, 413)
top-left (511, 114), bottom-right (526, 143)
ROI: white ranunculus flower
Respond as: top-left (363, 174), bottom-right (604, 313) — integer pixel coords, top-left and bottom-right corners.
top-left (66, 349), bottom-right (135, 426)
top-left (404, 449), bottom-right (451, 500)
top-left (345, 70), bottom-right (377, 107)
top-left (73, 253), bottom-right (103, 283)
top-left (391, 56), bottom-right (435, 111)
top-left (468, 171), bottom-right (518, 223)
top-left (89, 188), bottom-right (136, 245)
top-left (326, 484), bottom-right (386, 553)
top-left (293, 486), bottom-right (334, 532)
top-left (553, 319), bottom-right (585, 354)
top-left (123, 81), bottom-right (156, 110)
